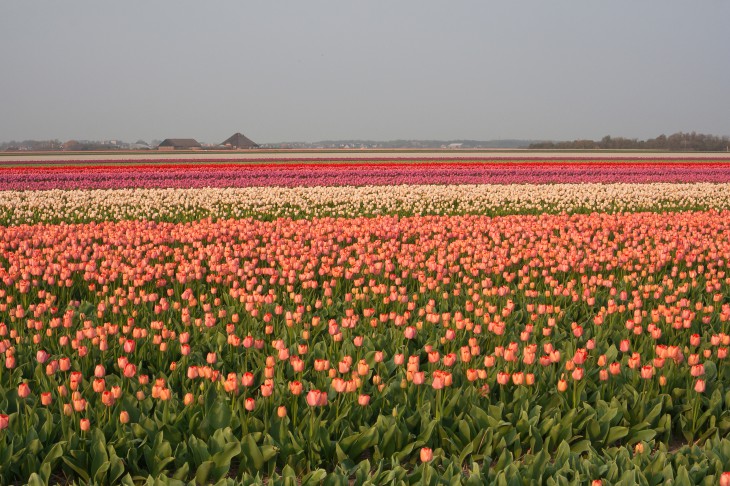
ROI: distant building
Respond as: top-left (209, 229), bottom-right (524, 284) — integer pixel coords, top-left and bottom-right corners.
top-left (157, 139), bottom-right (202, 150)
top-left (129, 141), bottom-right (150, 150)
top-left (222, 133), bottom-right (259, 149)
top-left (63, 140), bottom-right (83, 151)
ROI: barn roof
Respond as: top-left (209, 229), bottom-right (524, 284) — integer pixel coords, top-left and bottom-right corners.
top-left (158, 138), bottom-right (201, 148)
top-left (222, 133), bottom-right (259, 149)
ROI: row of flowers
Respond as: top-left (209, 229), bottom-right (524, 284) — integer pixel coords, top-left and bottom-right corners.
top-left (3, 182), bottom-right (730, 225)
top-left (1, 211), bottom-right (729, 481)
top-left (3, 161), bottom-right (730, 190)
top-left (4, 156), bottom-right (728, 166)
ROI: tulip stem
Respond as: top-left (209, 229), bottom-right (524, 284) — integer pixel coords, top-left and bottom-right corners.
top-left (435, 389), bottom-right (441, 422)
top-left (292, 398), bottom-right (298, 429)
top-left (692, 390), bottom-right (701, 441)
top-left (308, 408), bottom-right (316, 469)
top-left (572, 382), bottom-right (577, 410)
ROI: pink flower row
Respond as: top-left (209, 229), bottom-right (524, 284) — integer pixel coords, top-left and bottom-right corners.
top-left (3, 162), bottom-right (730, 190)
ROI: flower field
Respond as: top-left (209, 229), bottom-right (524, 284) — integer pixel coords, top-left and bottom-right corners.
top-left (2, 157), bottom-right (730, 485)
top-left (2, 160), bottom-right (730, 190)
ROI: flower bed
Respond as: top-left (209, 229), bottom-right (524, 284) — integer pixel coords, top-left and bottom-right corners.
top-left (1, 159), bottom-right (730, 483)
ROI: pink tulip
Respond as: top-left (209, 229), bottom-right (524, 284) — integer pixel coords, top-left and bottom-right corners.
top-left (420, 447), bottom-right (433, 462)
top-left (17, 383), bottom-right (30, 398)
top-left (306, 389), bottom-right (327, 407)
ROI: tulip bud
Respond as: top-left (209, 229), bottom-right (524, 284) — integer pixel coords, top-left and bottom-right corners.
top-left (720, 472), bottom-right (730, 486)
top-left (17, 383), bottom-right (30, 398)
top-left (420, 447), bottom-right (433, 463)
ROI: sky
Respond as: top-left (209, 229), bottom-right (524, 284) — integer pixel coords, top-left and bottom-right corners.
top-left (1, 1), bottom-right (729, 144)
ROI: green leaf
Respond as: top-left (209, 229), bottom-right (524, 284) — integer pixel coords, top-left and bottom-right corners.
top-left (416, 419), bottom-right (439, 445)
top-left (108, 445), bottom-right (127, 485)
top-left (674, 465), bottom-right (692, 486)
top-left (605, 426), bottom-right (629, 446)
top-left (570, 439), bottom-right (591, 455)
top-left (62, 455), bottom-right (91, 483)
top-left (302, 469), bottom-right (328, 485)
top-left (195, 460), bottom-right (216, 485)
top-left (628, 429), bottom-right (656, 445)
top-left (188, 435), bottom-right (211, 466)
top-left (212, 442), bottom-right (241, 469)
top-left (27, 473), bottom-right (44, 486)
top-left (209, 399), bottom-right (232, 431)
top-left (39, 441), bottom-right (66, 483)
top-left (458, 442), bottom-right (475, 467)
top-left (587, 419), bottom-right (602, 441)
top-left (90, 428), bottom-right (110, 483)
top-left (173, 462), bottom-right (190, 481)
top-left (242, 434), bottom-right (265, 471)
top-left (340, 426), bottom-right (379, 460)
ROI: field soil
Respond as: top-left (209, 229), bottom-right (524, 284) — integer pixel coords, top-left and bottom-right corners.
top-left (2, 150), bottom-right (730, 163)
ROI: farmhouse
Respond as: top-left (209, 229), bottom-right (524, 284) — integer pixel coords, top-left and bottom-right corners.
top-left (157, 139), bottom-right (202, 151)
top-left (222, 132), bottom-right (259, 149)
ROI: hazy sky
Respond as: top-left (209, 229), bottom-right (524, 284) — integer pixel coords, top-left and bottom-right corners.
top-left (2, 1), bottom-right (729, 144)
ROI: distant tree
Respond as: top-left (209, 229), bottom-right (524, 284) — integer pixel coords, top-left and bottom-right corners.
top-left (529, 132), bottom-right (729, 151)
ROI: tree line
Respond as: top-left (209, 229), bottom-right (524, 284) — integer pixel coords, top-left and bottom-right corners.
top-left (530, 132), bottom-right (730, 152)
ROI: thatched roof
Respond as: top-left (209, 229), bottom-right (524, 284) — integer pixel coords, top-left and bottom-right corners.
top-left (222, 133), bottom-right (258, 149)
top-left (158, 138), bottom-right (201, 149)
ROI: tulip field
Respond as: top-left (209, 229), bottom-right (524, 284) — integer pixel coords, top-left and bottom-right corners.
top-left (3, 156), bottom-right (730, 485)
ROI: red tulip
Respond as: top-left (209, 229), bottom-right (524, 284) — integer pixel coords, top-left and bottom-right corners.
top-left (720, 472), bottom-right (730, 486)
